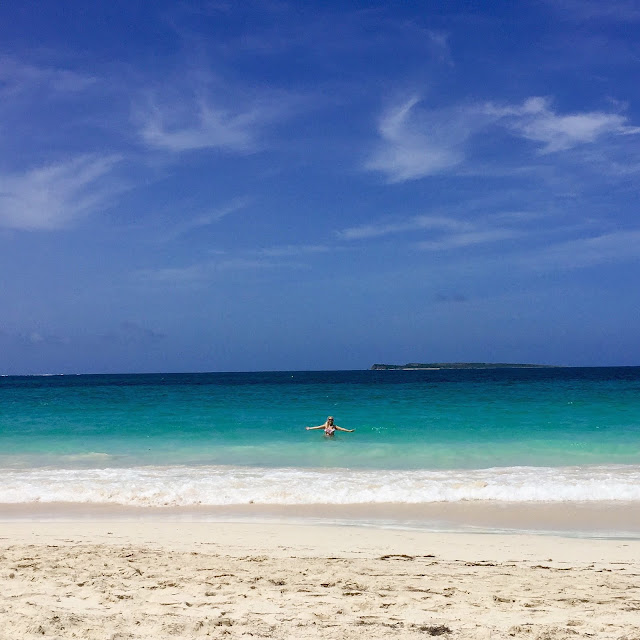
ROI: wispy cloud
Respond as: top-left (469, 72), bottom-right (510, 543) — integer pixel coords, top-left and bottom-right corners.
top-left (140, 101), bottom-right (262, 153)
top-left (520, 229), bottom-right (640, 270)
top-left (253, 244), bottom-right (333, 257)
top-left (136, 256), bottom-right (283, 287)
top-left (160, 196), bottom-right (252, 242)
top-left (485, 96), bottom-right (640, 153)
top-left (545, 0), bottom-right (640, 22)
top-left (136, 77), bottom-right (295, 154)
top-left (136, 242), bottom-right (333, 287)
top-left (136, 264), bottom-right (207, 287)
top-left (364, 98), bottom-right (471, 182)
top-left (0, 155), bottom-right (122, 231)
top-left (426, 30), bottom-right (454, 66)
top-left (338, 215), bottom-right (471, 240)
top-left (0, 56), bottom-right (97, 97)
top-left (365, 95), bottom-right (639, 182)
top-left (417, 228), bottom-right (521, 251)
top-left (338, 212), bottom-right (529, 252)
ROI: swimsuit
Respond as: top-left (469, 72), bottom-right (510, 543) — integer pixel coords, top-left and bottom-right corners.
top-left (324, 425), bottom-right (336, 436)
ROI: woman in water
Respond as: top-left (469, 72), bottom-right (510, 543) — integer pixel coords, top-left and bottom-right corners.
top-left (306, 416), bottom-right (354, 437)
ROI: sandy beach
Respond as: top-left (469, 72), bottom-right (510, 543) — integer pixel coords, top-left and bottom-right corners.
top-left (1, 520), bottom-right (639, 639)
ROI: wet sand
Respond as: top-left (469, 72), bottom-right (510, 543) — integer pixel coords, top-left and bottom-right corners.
top-left (2, 500), bottom-right (639, 537)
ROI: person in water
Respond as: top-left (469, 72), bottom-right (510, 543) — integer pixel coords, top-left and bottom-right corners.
top-left (305, 416), bottom-right (354, 437)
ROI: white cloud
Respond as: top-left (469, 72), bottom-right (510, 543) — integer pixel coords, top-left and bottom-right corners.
top-left (426, 30), bottom-right (453, 66)
top-left (365, 95), bottom-right (639, 182)
top-left (136, 243), bottom-right (332, 287)
top-left (545, 0), bottom-right (640, 22)
top-left (0, 155), bottom-right (121, 230)
top-left (486, 96), bottom-right (638, 153)
top-left (338, 213), bottom-right (525, 251)
top-left (140, 101), bottom-right (261, 153)
top-left (338, 215), bottom-right (471, 240)
top-left (364, 98), bottom-right (470, 182)
top-left (137, 82), bottom-right (293, 154)
top-left (186, 197), bottom-right (250, 227)
top-left (0, 57), bottom-right (97, 97)
top-left (160, 196), bottom-right (252, 242)
top-left (521, 230), bottom-right (640, 270)
top-left (136, 256), bottom-right (284, 287)
top-left (254, 244), bottom-right (333, 257)
top-left (417, 229), bottom-right (521, 250)
top-left (136, 264), bottom-right (206, 286)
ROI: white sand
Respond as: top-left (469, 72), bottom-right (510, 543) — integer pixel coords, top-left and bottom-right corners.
top-left (1, 520), bottom-right (639, 639)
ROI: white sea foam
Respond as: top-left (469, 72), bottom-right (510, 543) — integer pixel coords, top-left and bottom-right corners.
top-left (1, 465), bottom-right (640, 507)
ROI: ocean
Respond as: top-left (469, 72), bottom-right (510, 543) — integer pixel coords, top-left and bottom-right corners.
top-left (1, 368), bottom-right (639, 533)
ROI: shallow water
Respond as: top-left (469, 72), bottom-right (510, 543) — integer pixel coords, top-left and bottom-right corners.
top-left (1, 368), bottom-right (639, 511)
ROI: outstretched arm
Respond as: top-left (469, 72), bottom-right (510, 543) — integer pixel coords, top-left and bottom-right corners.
top-left (334, 426), bottom-right (355, 432)
top-left (305, 425), bottom-right (326, 431)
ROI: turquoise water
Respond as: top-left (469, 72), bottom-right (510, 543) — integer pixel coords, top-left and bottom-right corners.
top-left (1, 368), bottom-right (640, 506)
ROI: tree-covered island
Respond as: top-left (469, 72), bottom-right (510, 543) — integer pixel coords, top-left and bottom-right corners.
top-left (370, 362), bottom-right (557, 370)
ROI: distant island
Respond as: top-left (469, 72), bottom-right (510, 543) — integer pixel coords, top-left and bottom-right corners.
top-left (371, 362), bottom-right (557, 370)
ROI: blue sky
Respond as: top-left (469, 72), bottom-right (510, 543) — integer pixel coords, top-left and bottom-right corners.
top-left (1, 0), bottom-right (639, 374)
